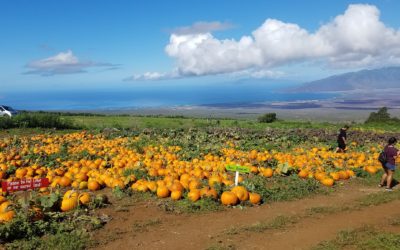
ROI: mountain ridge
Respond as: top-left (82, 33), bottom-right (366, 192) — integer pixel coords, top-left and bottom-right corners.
top-left (291, 66), bottom-right (400, 92)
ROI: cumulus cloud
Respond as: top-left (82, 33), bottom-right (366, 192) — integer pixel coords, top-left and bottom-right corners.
top-left (25, 50), bottom-right (117, 76)
top-left (131, 4), bottom-right (400, 80)
top-left (170, 21), bottom-right (234, 35)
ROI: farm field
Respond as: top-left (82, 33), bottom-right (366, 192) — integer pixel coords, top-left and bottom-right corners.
top-left (1, 115), bottom-right (400, 250)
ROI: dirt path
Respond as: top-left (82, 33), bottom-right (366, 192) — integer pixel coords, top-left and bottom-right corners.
top-left (221, 200), bottom-right (400, 250)
top-left (91, 184), bottom-right (399, 250)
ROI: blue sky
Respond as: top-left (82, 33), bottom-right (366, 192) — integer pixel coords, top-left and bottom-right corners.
top-left (1, 0), bottom-right (400, 91)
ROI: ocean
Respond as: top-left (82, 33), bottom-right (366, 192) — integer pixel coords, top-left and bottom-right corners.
top-left (1, 82), bottom-right (335, 111)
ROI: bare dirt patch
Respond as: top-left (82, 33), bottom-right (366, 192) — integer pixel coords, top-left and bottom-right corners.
top-left (88, 183), bottom-right (399, 250)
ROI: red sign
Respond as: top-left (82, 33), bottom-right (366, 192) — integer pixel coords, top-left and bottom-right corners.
top-left (1, 178), bottom-right (49, 192)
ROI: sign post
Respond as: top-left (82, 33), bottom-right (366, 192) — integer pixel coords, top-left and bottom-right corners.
top-left (1, 178), bottom-right (50, 192)
top-left (1, 178), bottom-right (50, 211)
top-left (225, 165), bottom-right (250, 186)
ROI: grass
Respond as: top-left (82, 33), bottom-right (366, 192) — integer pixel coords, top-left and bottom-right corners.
top-left (206, 245), bottom-right (237, 250)
top-left (306, 206), bottom-right (349, 216)
top-left (0, 112), bottom-right (76, 129)
top-left (5, 231), bottom-right (89, 250)
top-left (357, 190), bottom-right (400, 207)
top-left (313, 226), bottom-right (400, 250)
top-left (1, 110), bottom-right (400, 134)
top-left (0, 127), bottom-right (76, 138)
top-left (158, 197), bottom-right (224, 214)
top-left (63, 113), bottom-right (400, 132)
top-left (226, 215), bottom-right (300, 235)
top-left (389, 215), bottom-right (400, 226)
top-left (132, 218), bottom-right (162, 232)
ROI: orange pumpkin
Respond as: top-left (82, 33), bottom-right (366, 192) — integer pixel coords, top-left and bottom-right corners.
top-left (169, 182), bottom-right (184, 192)
top-left (188, 189), bottom-right (201, 202)
top-left (112, 179), bottom-right (125, 189)
top-left (0, 210), bottom-right (15, 222)
top-left (146, 181), bottom-right (158, 192)
top-left (61, 198), bottom-right (78, 212)
top-left (63, 190), bottom-right (79, 200)
top-left (346, 169), bottom-right (355, 177)
top-left (189, 180), bottom-right (201, 190)
top-left (205, 188), bottom-right (218, 200)
top-left (314, 172), bottom-right (326, 181)
top-left (88, 180), bottom-right (101, 191)
top-left (156, 185), bottom-right (170, 198)
top-left (170, 190), bottom-right (182, 200)
top-left (221, 191), bottom-right (238, 206)
top-left (262, 168), bottom-right (273, 178)
top-left (79, 181), bottom-right (88, 190)
top-left (249, 192), bottom-right (261, 204)
top-left (137, 184), bottom-right (149, 192)
top-left (79, 192), bottom-right (91, 205)
top-left (365, 166), bottom-right (378, 174)
top-left (59, 176), bottom-right (72, 187)
top-left (0, 201), bottom-right (12, 213)
top-left (329, 172), bottom-right (340, 181)
top-left (231, 186), bottom-right (249, 201)
top-left (338, 170), bottom-right (350, 180)
top-left (321, 178), bottom-right (334, 187)
top-left (0, 195), bottom-right (6, 204)
top-left (298, 169), bottom-right (308, 178)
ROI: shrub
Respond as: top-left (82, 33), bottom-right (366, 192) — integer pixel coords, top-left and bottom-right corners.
top-left (365, 107), bottom-right (400, 124)
top-left (0, 112), bottom-right (77, 129)
top-left (257, 113), bottom-right (277, 123)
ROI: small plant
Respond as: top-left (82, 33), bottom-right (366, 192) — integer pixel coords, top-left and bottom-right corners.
top-left (257, 113), bottom-right (277, 123)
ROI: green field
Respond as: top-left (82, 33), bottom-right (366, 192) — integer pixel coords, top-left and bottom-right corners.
top-left (1, 112), bottom-right (400, 134)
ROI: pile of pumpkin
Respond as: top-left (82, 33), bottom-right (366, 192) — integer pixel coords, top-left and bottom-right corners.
top-left (60, 190), bottom-right (91, 212)
top-left (131, 177), bottom-right (261, 205)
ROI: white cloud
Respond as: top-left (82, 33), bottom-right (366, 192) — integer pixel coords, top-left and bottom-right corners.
top-left (230, 68), bottom-right (284, 79)
top-left (170, 21), bottom-right (233, 35)
top-left (134, 4), bottom-right (400, 80)
top-left (25, 50), bottom-right (117, 76)
top-left (125, 70), bottom-right (180, 81)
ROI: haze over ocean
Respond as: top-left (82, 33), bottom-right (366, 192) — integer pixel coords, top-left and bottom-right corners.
top-left (2, 83), bottom-right (334, 110)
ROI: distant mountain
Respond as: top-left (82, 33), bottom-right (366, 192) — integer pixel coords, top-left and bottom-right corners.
top-left (292, 67), bottom-right (400, 92)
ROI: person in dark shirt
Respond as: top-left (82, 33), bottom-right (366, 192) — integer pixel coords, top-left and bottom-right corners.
top-left (379, 137), bottom-right (400, 191)
top-left (336, 125), bottom-right (349, 153)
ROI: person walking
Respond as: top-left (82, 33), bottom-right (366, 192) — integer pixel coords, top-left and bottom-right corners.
top-left (379, 137), bottom-right (400, 191)
top-left (336, 125), bottom-right (349, 153)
